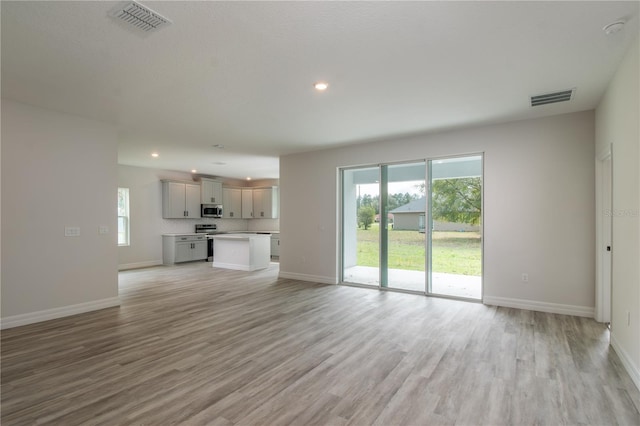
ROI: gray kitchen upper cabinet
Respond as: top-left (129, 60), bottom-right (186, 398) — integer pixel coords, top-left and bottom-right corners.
top-left (201, 178), bottom-right (223, 204)
top-left (252, 187), bottom-right (279, 219)
top-left (162, 180), bottom-right (202, 219)
top-left (239, 186), bottom-right (279, 219)
top-left (241, 188), bottom-right (254, 219)
top-left (222, 187), bottom-right (242, 218)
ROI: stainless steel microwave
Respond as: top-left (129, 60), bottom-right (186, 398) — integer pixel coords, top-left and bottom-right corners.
top-left (201, 204), bottom-right (223, 218)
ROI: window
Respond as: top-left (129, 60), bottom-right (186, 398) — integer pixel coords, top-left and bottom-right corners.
top-left (118, 188), bottom-right (130, 246)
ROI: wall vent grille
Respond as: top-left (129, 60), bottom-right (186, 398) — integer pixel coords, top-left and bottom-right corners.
top-left (530, 88), bottom-right (575, 107)
top-left (110, 1), bottom-right (172, 33)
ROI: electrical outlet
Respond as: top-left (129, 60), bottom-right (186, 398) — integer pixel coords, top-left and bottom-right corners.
top-left (64, 226), bottom-right (81, 237)
top-left (521, 273), bottom-right (529, 283)
top-left (98, 226), bottom-right (109, 234)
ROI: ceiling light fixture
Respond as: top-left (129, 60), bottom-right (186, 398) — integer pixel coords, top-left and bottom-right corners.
top-left (603, 20), bottom-right (625, 35)
top-left (314, 82), bottom-right (329, 91)
top-left (191, 169), bottom-right (197, 173)
top-left (151, 152), bottom-right (159, 158)
top-left (246, 177), bottom-right (252, 181)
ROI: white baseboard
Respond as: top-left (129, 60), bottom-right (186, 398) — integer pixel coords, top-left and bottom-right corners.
top-left (611, 333), bottom-right (640, 392)
top-left (278, 271), bottom-right (338, 285)
top-left (483, 296), bottom-right (594, 318)
top-left (1, 297), bottom-right (121, 330)
top-left (118, 260), bottom-right (163, 271)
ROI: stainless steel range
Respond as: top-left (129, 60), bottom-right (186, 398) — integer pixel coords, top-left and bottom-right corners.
top-left (195, 224), bottom-right (218, 261)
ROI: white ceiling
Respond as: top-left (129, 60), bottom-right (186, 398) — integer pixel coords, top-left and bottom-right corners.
top-left (2, 1), bottom-right (638, 180)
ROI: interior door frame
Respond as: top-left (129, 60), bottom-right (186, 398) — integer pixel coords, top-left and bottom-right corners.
top-left (595, 144), bottom-right (613, 323)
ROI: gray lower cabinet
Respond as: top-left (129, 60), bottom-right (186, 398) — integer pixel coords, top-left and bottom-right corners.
top-left (163, 234), bottom-right (207, 265)
top-left (270, 235), bottom-right (280, 257)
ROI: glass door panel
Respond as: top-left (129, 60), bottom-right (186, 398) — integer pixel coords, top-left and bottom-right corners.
top-left (342, 167), bottom-right (380, 286)
top-left (383, 162), bottom-right (427, 291)
top-left (428, 155), bottom-right (483, 299)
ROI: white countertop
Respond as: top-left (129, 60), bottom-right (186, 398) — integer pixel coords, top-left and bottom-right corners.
top-left (225, 230), bottom-right (280, 234)
top-left (163, 231), bottom-right (279, 238)
top-left (162, 233), bottom-right (208, 237)
top-left (210, 233), bottom-right (271, 240)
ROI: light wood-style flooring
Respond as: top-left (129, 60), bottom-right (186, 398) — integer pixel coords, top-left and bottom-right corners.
top-left (2, 262), bottom-right (640, 425)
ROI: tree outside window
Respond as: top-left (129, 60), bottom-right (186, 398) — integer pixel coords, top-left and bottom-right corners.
top-left (118, 188), bottom-right (130, 246)
top-left (431, 177), bottom-right (481, 225)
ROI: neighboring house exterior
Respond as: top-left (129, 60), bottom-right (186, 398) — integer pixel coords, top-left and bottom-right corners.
top-left (390, 198), bottom-right (426, 230)
top-left (390, 197), bottom-right (480, 232)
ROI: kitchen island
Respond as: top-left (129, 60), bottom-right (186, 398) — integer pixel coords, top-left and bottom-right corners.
top-left (211, 233), bottom-right (271, 271)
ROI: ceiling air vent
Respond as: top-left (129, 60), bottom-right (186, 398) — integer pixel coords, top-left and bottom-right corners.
top-left (110, 1), bottom-right (172, 33)
top-left (530, 88), bottom-right (575, 107)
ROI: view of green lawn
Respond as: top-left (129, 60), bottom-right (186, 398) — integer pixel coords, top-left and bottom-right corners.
top-left (357, 223), bottom-right (481, 276)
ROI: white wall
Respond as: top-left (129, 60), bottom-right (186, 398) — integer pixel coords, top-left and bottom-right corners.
top-left (1, 99), bottom-right (119, 327)
top-left (595, 35), bottom-right (640, 389)
top-left (117, 166), bottom-right (279, 269)
top-left (280, 111), bottom-right (595, 316)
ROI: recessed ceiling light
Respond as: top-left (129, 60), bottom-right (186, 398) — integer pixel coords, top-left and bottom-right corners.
top-left (314, 82), bottom-right (329, 91)
top-left (191, 169), bottom-right (197, 173)
top-left (603, 20), bottom-right (625, 35)
top-left (151, 152), bottom-right (159, 158)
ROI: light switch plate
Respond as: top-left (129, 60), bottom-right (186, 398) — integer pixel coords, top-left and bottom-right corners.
top-left (99, 226), bottom-right (109, 234)
top-left (65, 226), bottom-right (81, 237)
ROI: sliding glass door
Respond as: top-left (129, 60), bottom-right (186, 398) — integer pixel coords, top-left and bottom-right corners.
top-left (342, 167), bottom-right (380, 286)
top-left (428, 155), bottom-right (483, 299)
top-left (341, 155), bottom-right (482, 300)
top-left (383, 162), bottom-right (426, 291)
top-left (341, 161), bottom-right (426, 291)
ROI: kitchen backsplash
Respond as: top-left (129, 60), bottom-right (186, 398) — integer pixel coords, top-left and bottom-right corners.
top-left (247, 218), bottom-right (279, 232)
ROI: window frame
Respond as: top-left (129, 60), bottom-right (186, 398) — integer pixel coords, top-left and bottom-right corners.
top-left (118, 187), bottom-right (130, 246)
